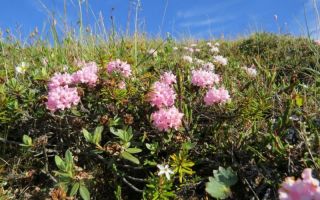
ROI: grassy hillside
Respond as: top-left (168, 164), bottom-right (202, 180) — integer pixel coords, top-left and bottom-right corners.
top-left (0, 33), bottom-right (319, 199)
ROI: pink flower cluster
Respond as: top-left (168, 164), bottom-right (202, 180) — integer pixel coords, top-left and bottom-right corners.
top-left (107, 59), bottom-right (132, 77)
top-left (279, 168), bottom-right (320, 200)
top-left (204, 87), bottom-right (230, 105)
top-left (148, 71), bottom-right (184, 131)
top-left (151, 107), bottom-right (184, 131)
top-left (72, 62), bottom-right (98, 86)
top-left (148, 81), bottom-right (176, 108)
top-left (46, 61), bottom-right (99, 112)
top-left (48, 73), bottom-right (73, 90)
top-left (46, 86), bottom-right (80, 112)
top-left (191, 69), bottom-right (220, 88)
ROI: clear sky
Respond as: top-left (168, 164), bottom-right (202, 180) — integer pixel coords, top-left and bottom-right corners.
top-left (0, 0), bottom-right (319, 40)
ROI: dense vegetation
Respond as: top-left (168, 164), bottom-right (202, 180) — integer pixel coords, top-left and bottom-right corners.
top-left (0, 33), bottom-right (319, 199)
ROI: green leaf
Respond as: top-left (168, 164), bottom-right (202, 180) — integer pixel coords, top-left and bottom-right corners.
top-left (126, 148), bottom-right (142, 154)
top-left (205, 177), bottom-right (231, 199)
top-left (54, 155), bottom-right (66, 171)
top-left (79, 185), bottom-right (90, 200)
top-left (70, 182), bottom-right (80, 196)
top-left (295, 95), bottom-right (304, 107)
top-left (121, 151), bottom-right (140, 164)
top-left (22, 135), bottom-right (32, 146)
top-left (93, 126), bottom-right (103, 145)
top-left (213, 167), bottom-right (238, 187)
top-left (82, 128), bottom-right (92, 143)
top-left (65, 150), bottom-right (73, 165)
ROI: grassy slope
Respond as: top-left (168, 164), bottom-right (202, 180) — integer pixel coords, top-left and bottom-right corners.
top-left (0, 33), bottom-right (319, 199)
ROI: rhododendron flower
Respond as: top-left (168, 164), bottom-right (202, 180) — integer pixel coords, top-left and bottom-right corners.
top-left (210, 46), bottom-right (219, 53)
top-left (204, 87), bottom-right (230, 105)
top-left (151, 106), bottom-right (184, 131)
top-left (48, 72), bottom-right (73, 89)
top-left (157, 164), bottom-right (174, 180)
top-left (148, 81), bottom-right (176, 108)
top-left (195, 58), bottom-right (205, 65)
top-left (213, 55), bottom-right (228, 66)
top-left (118, 81), bottom-right (126, 89)
top-left (107, 59), bottom-right (132, 77)
top-left (202, 62), bottom-right (215, 71)
top-left (72, 62), bottom-right (98, 86)
top-left (182, 55), bottom-right (193, 63)
top-left (279, 168), bottom-right (320, 200)
top-left (191, 69), bottom-right (220, 88)
top-left (46, 86), bottom-right (80, 112)
top-left (148, 49), bottom-right (158, 57)
top-left (242, 66), bottom-right (257, 77)
top-left (160, 71), bottom-right (176, 85)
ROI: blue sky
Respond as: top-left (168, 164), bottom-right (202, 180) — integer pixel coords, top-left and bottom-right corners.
top-left (0, 0), bottom-right (319, 40)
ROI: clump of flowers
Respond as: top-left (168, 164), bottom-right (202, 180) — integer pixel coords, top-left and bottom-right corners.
top-left (202, 62), bottom-right (215, 71)
top-left (46, 86), bottom-right (80, 112)
top-left (151, 106), bottom-right (184, 131)
top-left (279, 168), bottom-right (320, 200)
top-left (160, 71), bottom-right (176, 85)
top-left (210, 46), bottom-right (219, 53)
top-left (72, 62), bottom-right (98, 86)
top-left (182, 55), bottom-right (193, 63)
top-left (213, 55), bottom-right (228, 66)
top-left (48, 73), bottom-right (73, 90)
top-left (107, 59), bottom-right (132, 77)
top-left (191, 69), bottom-right (220, 88)
top-left (148, 81), bottom-right (176, 108)
top-left (204, 87), bottom-right (230, 105)
top-left (242, 65), bottom-right (257, 77)
top-left (195, 58), bottom-right (205, 65)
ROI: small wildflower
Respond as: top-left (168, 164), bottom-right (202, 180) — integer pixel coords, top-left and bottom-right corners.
top-left (160, 71), bottom-right (176, 85)
top-left (107, 59), bottom-right (132, 78)
top-left (151, 106), bottom-right (184, 131)
top-left (182, 55), bottom-right (193, 63)
top-left (210, 46), bottom-right (219, 53)
top-left (15, 62), bottom-right (29, 74)
top-left (191, 69), bottom-right (220, 88)
top-left (157, 164), bottom-right (174, 180)
top-left (204, 87), bottom-right (230, 105)
top-left (148, 81), bottom-right (176, 108)
top-left (213, 55), bottom-right (228, 66)
top-left (242, 66), bottom-right (257, 77)
top-left (148, 49), bottom-right (158, 57)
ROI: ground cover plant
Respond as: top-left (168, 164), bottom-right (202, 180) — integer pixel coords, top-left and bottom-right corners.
top-left (0, 32), bottom-right (319, 199)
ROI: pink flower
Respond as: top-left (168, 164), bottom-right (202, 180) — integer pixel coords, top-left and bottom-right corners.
top-left (151, 106), bottom-right (184, 131)
top-left (191, 69), bottom-right (220, 88)
top-left (118, 81), bottom-right (126, 89)
top-left (72, 62), bottom-right (98, 86)
top-left (48, 73), bottom-right (73, 90)
top-left (107, 59), bottom-right (132, 77)
top-left (279, 168), bottom-right (320, 200)
top-left (204, 87), bottom-right (230, 105)
top-left (148, 81), bottom-right (176, 108)
top-left (46, 86), bottom-right (80, 112)
top-left (315, 40), bottom-right (320, 46)
top-left (160, 71), bottom-right (176, 85)
top-left (213, 55), bottom-right (228, 66)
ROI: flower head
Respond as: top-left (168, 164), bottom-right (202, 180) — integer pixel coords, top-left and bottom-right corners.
top-left (204, 87), bottom-right (230, 105)
top-left (46, 86), bottom-right (80, 112)
top-left (107, 59), bottom-right (132, 77)
top-left (48, 72), bottom-right (73, 90)
top-left (72, 62), bottom-right (98, 86)
top-left (191, 69), bottom-right (220, 88)
top-left (182, 55), bottom-right (193, 63)
top-left (148, 81), bottom-right (176, 108)
top-left (151, 107), bottom-right (184, 131)
top-left (213, 55), bottom-right (228, 66)
top-left (242, 66), bottom-right (257, 77)
top-left (160, 71), bottom-right (176, 85)
top-left (157, 164), bottom-right (174, 180)
top-left (210, 46), bottom-right (219, 53)
top-left (148, 49), bottom-right (158, 57)
top-left (15, 62), bottom-right (29, 74)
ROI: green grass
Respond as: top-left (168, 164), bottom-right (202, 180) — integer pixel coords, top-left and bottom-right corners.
top-left (0, 32), bottom-right (319, 199)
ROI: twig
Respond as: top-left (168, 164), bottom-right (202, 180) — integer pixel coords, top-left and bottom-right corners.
top-left (125, 175), bottom-right (147, 182)
top-left (41, 169), bottom-right (58, 183)
top-left (122, 177), bottom-right (143, 193)
top-left (244, 178), bottom-right (260, 200)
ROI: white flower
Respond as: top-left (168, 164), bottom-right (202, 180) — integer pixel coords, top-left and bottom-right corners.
top-left (157, 164), bottom-right (174, 180)
top-left (214, 42), bottom-right (220, 47)
top-left (190, 43), bottom-right (197, 47)
top-left (187, 47), bottom-right (194, 53)
top-left (15, 62), bottom-right (29, 74)
top-left (182, 55), bottom-right (193, 63)
top-left (173, 46), bottom-right (178, 50)
top-left (207, 42), bottom-right (212, 47)
top-left (195, 58), bottom-right (204, 65)
top-left (195, 48), bottom-right (201, 52)
top-left (213, 55), bottom-right (227, 66)
top-left (202, 62), bottom-right (215, 71)
top-left (148, 49), bottom-right (158, 57)
top-left (210, 46), bottom-right (219, 53)
top-left (242, 66), bottom-right (257, 77)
